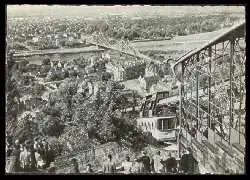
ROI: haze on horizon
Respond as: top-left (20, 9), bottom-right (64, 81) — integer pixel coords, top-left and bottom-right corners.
top-left (7, 5), bottom-right (245, 18)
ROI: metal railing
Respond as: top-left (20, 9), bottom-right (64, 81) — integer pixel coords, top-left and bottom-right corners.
top-left (174, 21), bottom-right (246, 151)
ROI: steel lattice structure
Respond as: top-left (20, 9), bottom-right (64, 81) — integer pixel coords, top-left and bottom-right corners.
top-left (173, 21), bottom-right (245, 148)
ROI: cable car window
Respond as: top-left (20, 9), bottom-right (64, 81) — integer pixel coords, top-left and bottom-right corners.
top-left (146, 95), bottom-right (152, 100)
top-left (148, 122), bottom-right (151, 130)
top-left (156, 91), bottom-right (169, 102)
top-left (152, 122), bottom-right (154, 129)
top-left (145, 100), bottom-right (151, 109)
top-left (158, 118), bottom-right (175, 131)
top-left (150, 101), bottom-right (154, 109)
top-left (156, 105), bottom-right (163, 115)
top-left (163, 120), bottom-right (168, 131)
top-left (141, 103), bottom-right (145, 111)
top-left (168, 119), bottom-right (175, 129)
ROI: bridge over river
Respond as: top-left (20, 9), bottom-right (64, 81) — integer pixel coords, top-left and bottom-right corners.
top-left (7, 27), bottom-right (234, 64)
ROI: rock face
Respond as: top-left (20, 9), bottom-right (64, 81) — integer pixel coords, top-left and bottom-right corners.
top-left (179, 128), bottom-right (245, 174)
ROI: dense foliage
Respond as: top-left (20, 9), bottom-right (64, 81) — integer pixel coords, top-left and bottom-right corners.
top-left (6, 52), bottom-right (148, 159)
top-left (6, 61), bottom-right (20, 135)
top-left (124, 63), bottom-right (146, 80)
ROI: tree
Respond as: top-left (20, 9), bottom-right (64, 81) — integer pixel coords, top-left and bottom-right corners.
top-left (42, 57), bottom-right (51, 66)
top-left (6, 61), bottom-right (21, 136)
top-left (93, 61), bottom-right (106, 73)
top-left (32, 83), bottom-right (46, 97)
top-left (124, 63), bottom-right (146, 80)
top-left (14, 112), bottom-right (39, 143)
top-left (41, 116), bottom-right (65, 138)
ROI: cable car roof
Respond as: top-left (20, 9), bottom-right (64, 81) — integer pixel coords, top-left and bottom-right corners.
top-left (137, 116), bottom-right (176, 121)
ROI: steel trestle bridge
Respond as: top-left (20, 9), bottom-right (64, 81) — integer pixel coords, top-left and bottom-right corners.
top-left (173, 21), bottom-right (245, 174)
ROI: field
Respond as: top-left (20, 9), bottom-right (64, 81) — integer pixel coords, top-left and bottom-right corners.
top-left (132, 27), bottom-right (230, 53)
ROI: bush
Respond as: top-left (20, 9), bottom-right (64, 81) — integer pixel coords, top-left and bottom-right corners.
top-left (48, 138), bottom-right (64, 157)
top-left (41, 116), bottom-right (65, 137)
top-left (42, 57), bottom-right (51, 65)
top-left (124, 63), bottom-right (146, 80)
top-left (14, 114), bottom-right (40, 144)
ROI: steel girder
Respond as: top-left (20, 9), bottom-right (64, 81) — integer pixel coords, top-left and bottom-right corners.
top-left (175, 22), bottom-right (245, 146)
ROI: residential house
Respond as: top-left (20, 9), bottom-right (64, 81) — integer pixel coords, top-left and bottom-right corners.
top-left (121, 79), bottom-right (147, 97)
top-left (32, 36), bottom-right (39, 43)
top-left (105, 61), bottom-right (125, 82)
top-left (101, 52), bottom-right (111, 60)
top-left (68, 36), bottom-right (74, 42)
top-left (77, 80), bottom-right (93, 98)
top-left (144, 62), bottom-right (159, 77)
top-left (92, 81), bottom-right (101, 98)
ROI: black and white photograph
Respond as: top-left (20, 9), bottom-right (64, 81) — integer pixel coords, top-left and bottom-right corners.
top-left (6, 5), bottom-right (245, 174)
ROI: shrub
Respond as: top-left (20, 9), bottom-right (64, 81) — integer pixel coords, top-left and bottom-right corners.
top-left (42, 57), bottom-right (51, 65)
top-left (41, 116), bottom-right (65, 138)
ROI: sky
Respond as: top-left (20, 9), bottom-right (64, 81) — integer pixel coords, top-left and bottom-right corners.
top-left (7, 5), bottom-right (245, 18)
